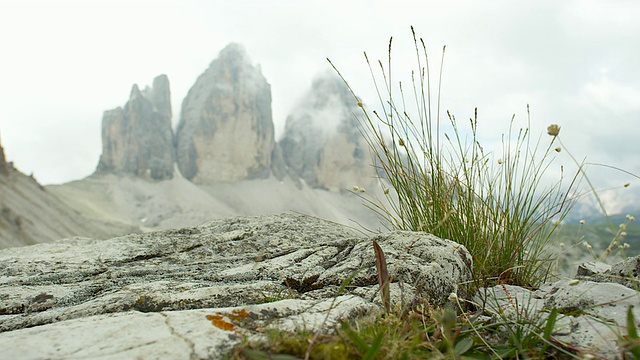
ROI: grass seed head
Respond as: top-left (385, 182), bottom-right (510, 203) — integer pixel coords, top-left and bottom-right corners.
top-left (547, 124), bottom-right (561, 136)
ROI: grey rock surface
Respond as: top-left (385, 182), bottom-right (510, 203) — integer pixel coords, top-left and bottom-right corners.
top-left (476, 256), bottom-right (640, 359)
top-left (279, 73), bottom-right (375, 191)
top-left (97, 74), bottom-right (175, 180)
top-left (175, 43), bottom-right (275, 184)
top-left (0, 213), bottom-right (472, 358)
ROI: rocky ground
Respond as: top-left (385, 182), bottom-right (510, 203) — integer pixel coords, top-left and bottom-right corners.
top-left (0, 213), bottom-right (471, 359)
top-left (1, 213), bottom-right (639, 358)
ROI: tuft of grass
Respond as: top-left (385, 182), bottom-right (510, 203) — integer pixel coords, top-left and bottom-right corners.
top-left (328, 26), bottom-right (578, 288)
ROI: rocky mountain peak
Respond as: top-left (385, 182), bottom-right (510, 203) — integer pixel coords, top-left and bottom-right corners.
top-left (175, 43), bottom-right (275, 184)
top-left (129, 84), bottom-right (141, 99)
top-left (96, 74), bottom-right (175, 180)
top-left (0, 135), bottom-right (8, 176)
top-left (142, 74), bottom-right (171, 120)
top-left (279, 72), bottom-right (375, 191)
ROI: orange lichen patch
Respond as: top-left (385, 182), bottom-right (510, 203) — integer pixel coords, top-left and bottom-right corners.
top-left (205, 313), bottom-right (235, 332)
top-left (228, 308), bottom-right (251, 321)
top-left (205, 308), bottom-right (255, 333)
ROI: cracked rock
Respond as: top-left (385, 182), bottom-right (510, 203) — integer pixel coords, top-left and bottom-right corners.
top-left (0, 213), bottom-right (472, 358)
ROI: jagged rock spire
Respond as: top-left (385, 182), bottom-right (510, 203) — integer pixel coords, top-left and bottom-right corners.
top-left (96, 74), bottom-right (175, 180)
top-left (175, 43), bottom-right (275, 184)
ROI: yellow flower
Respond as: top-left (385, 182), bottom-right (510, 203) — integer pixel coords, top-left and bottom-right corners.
top-left (547, 124), bottom-right (561, 137)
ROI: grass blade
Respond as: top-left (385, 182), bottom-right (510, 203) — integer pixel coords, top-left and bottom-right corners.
top-left (540, 308), bottom-right (558, 354)
top-left (363, 331), bottom-right (385, 360)
top-left (341, 322), bottom-right (370, 354)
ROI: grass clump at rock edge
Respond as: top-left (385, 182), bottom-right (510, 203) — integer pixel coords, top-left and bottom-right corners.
top-left (229, 27), bottom-right (638, 359)
top-left (329, 28), bottom-right (578, 289)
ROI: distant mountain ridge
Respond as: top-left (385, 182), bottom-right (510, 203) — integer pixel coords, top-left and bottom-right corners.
top-left (0, 137), bottom-right (138, 248)
top-left (95, 43), bottom-right (377, 191)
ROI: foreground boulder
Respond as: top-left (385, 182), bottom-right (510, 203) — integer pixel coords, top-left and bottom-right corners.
top-left (476, 258), bottom-right (640, 359)
top-left (0, 213), bottom-right (472, 359)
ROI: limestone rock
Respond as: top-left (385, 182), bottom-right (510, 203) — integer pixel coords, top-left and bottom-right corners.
top-left (0, 213), bottom-right (472, 358)
top-left (575, 260), bottom-right (611, 277)
top-left (475, 256), bottom-right (640, 359)
top-left (97, 74), bottom-right (175, 180)
top-left (279, 73), bottom-right (374, 191)
top-left (175, 43), bottom-right (275, 184)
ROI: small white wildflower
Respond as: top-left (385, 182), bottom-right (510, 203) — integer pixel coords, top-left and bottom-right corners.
top-left (524, 250), bottom-right (529, 255)
top-left (620, 232), bottom-right (628, 238)
top-left (580, 219), bottom-right (585, 225)
top-left (583, 241), bottom-right (592, 250)
top-left (559, 242), bottom-right (565, 248)
top-left (626, 214), bottom-right (635, 222)
top-left (568, 279), bottom-right (580, 286)
top-left (448, 292), bottom-right (459, 302)
top-left (352, 186), bottom-right (360, 191)
top-left (624, 243), bottom-right (631, 249)
top-left (620, 223), bottom-right (627, 230)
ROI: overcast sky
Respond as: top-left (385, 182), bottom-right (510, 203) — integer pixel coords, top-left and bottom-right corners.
top-left (1, 0), bottom-right (639, 213)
